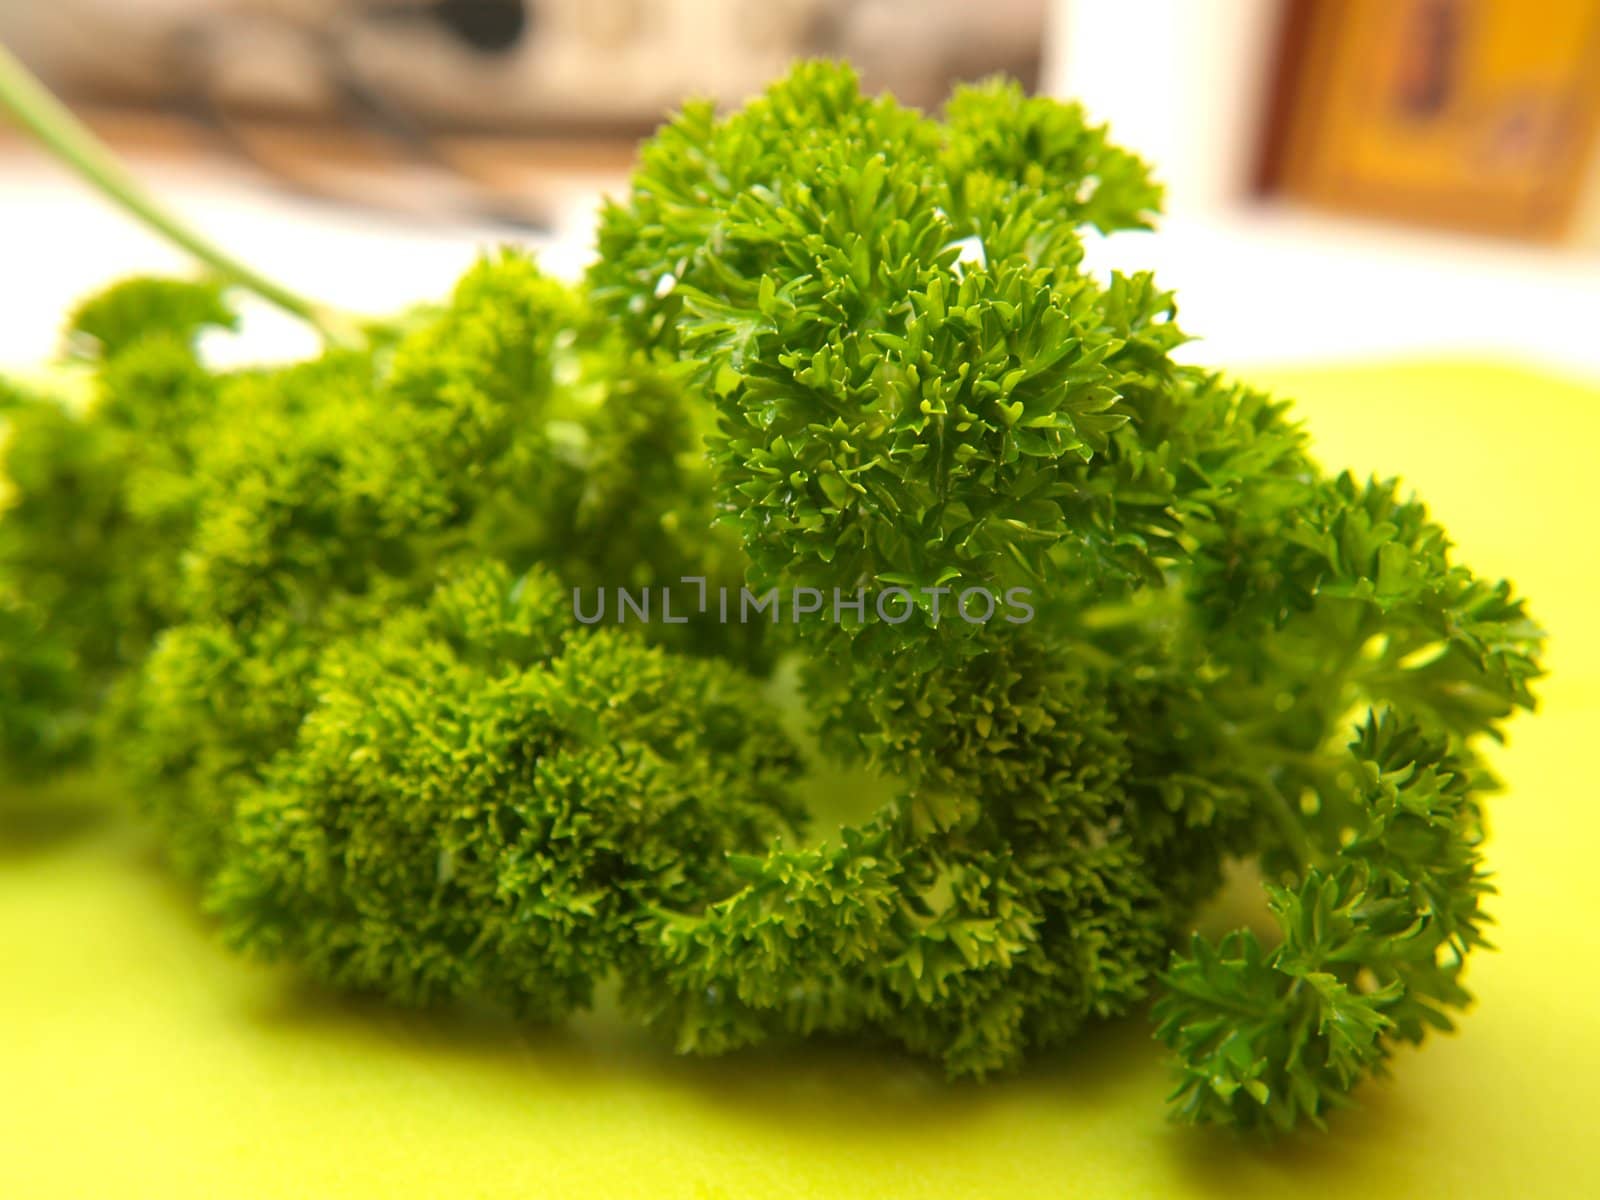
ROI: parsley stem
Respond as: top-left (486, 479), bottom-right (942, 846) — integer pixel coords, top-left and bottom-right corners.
top-left (1263, 775), bottom-right (1328, 871)
top-left (0, 42), bottom-right (358, 347)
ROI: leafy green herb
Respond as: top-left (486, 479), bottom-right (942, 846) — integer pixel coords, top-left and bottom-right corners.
top-left (0, 62), bottom-right (1541, 1132)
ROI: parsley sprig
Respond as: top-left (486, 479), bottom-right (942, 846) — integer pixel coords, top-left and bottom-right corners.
top-left (0, 61), bottom-right (1541, 1132)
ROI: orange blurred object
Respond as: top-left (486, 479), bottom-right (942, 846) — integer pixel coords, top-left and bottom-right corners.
top-left (1262, 0), bottom-right (1600, 240)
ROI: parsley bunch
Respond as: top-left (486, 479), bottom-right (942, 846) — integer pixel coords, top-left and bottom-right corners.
top-left (0, 62), bottom-right (1541, 1132)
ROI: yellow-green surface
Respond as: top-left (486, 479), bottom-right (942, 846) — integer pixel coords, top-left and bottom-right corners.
top-left (3, 359), bottom-right (1598, 1198)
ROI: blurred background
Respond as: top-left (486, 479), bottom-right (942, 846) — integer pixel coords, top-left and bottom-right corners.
top-left (1, 0), bottom-right (1598, 375)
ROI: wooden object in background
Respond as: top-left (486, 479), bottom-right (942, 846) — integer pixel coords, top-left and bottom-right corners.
top-left (1262, 0), bottom-right (1600, 240)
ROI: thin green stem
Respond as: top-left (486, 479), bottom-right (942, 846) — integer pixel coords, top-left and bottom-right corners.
top-left (0, 42), bottom-right (357, 346)
top-left (1261, 776), bottom-right (1328, 872)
